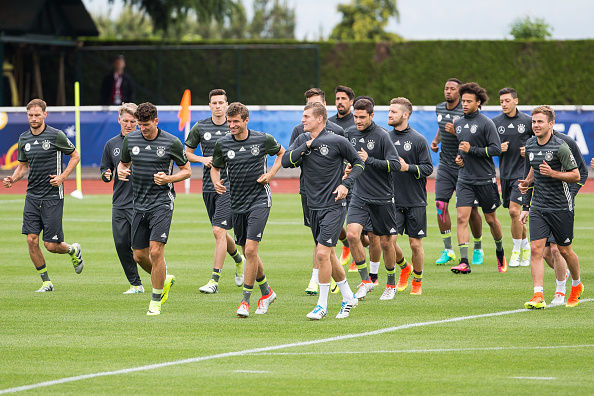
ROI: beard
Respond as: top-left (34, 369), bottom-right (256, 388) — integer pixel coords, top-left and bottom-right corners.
top-left (337, 106), bottom-right (350, 116)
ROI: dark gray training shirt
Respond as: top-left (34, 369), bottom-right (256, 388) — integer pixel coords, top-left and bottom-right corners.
top-left (212, 130), bottom-right (281, 213)
top-left (524, 134), bottom-right (577, 212)
top-left (454, 110), bottom-right (501, 185)
top-left (17, 125), bottom-right (75, 200)
top-left (282, 129), bottom-right (364, 210)
top-left (492, 110), bottom-right (534, 180)
top-left (345, 122), bottom-right (401, 205)
top-left (328, 112), bottom-right (355, 131)
top-left (552, 130), bottom-right (588, 197)
top-left (121, 129), bottom-right (188, 213)
top-left (184, 117), bottom-right (231, 192)
top-left (100, 133), bottom-right (133, 210)
top-left (436, 100), bottom-right (464, 170)
top-left (388, 126), bottom-right (434, 207)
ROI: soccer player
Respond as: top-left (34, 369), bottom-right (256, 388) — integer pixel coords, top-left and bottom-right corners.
top-left (211, 102), bottom-right (285, 318)
top-left (185, 89), bottom-right (245, 294)
top-left (450, 82), bottom-right (506, 274)
top-left (344, 99), bottom-right (401, 300)
top-left (100, 102), bottom-right (144, 294)
top-left (520, 105), bottom-right (584, 309)
top-left (3, 99), bottom-right (84, 292)
top-left (117, 102), bottom-right (191, 315)
top-left (289, 88), bottom-right (345, 295)
top-left (491, 88), bottom-right (533, 267)
top-left (540, 128), bottom-right (588, 306)
top-left (328, 85), bottom-right (355, 130)
top-left (431, 78), bottom-right (484, 266)
top-left (282, 102), bottom-right (363, 319)
top-left (387, 98), bottom-right (433, 297)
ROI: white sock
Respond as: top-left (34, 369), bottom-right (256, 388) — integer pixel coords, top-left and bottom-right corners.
top-left (317, 283), bottom-right (330, 309)
top-left (572, 278), bottom-right (581, 287)
top-left (521, 239), bottom-right (530, 250)
top-left (310, 268), bottom-right (319, 284)
top-left (369, 261), bottom-right (380, 275)
top-left (336, 279), bottom-right (353, 301)
top-left (512, 238), bottom-right (521, 253)
top-left (534, 286), bottom-right (543, 294)
top-left (556, 279), bottom-right (567, 295)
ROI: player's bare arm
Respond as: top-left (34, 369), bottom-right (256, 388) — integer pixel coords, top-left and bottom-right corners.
top-left (117, 161), bottom-right (131, 181)
top-left (257, 146), bottom-right (286, 185)
top-left (3, 161), bottom-right (29, 188)
top-left (154, 161), bottom-right (192, 186)
top-left (50, 150), bottom-right (80, 187)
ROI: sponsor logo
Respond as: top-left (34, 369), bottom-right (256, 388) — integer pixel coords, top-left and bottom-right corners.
top-left (564, 238), bottom-right (571, 243)
top-left (67, 139), bottom-right (74, 148)
top-left (418, 230), bottom-right (425, 235)
top-left (445, 114), bottom-right (450, 119)
top-left (145, 145), bottom-right (151, 150)
top-left (570, 154), bottom-right (577, 167)
top-left (437, 114), bottom-right (443, 122)
top-left (389, 228), bottom-right (396, 233)
top-left (319, 145), bottom-right (329, 155)
top-left (239, 146), bottom-right (246, 151)
top-left (42, 140), bottom-right (51, 150)
top-left (256, 233), bottom-right (262, 238)
top-left (24, 143), bottom-right (31, 151)
top-left (470, 124), bottom-right (478, 134)
top-left (227, 150), bottom-right (235, 159)
top-left (545, 151), bottom-right (553, 161)
top-left (204, 132), bottom-right (212, 140)
top-left (474, 200), bottom-right (479, 205)
top-left (51, 235), bottom-right (58, 240)
top-left (161, 233), bottom-right (167, 238)
top-left (113, 147), bottom-right (120, 156)
top-left (221, 220), bottom-right (227, 226)
top-left (508, 123), bottom-right (515, 128)
top-left (517, 196), bottom-right (522, 202)
top-left (156, 147), bottom-right (166, 157)
top-left (367, 140), bottom-right (375, 150)
top-left (404, 141), bottom-right (412, 151)
top-left (326, 238), bottom-right (333, 244)
top-left (359, 138), bottom-right (365, 143)
top-left (518, 124), bottom-right (526, 133)
top-left (251, 145), bottom-right (260, 156)
top-left (491, 204), bottom-right (496, 209)
top-left (350, 138), bottom-right (356, 146)
top-left (464, 123), bottom-right (469, 128)
top-left (34, 140), bottom-right (38, 144)
top-left (215, 131), bottom-right (221, 135)
top-left (395, 140), bottom-right (401, 145)
top-left (537, 151), bottom-right (543, 156)
top-left (529, 152), bottom-right (534, 161)
top-left (498, 126), bottom-right (505, 134)
top-left (132, 146), bottom-right (140, 155)
top-left (456, 126), bottom-right (461, 134)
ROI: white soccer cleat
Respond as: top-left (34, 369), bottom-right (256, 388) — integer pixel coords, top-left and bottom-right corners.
top-left (549, 292), bottom-right (566, 307)
top-left (255, 290), bottom-right (277, 314)
top-left (36, 281), bottom-right (54, 292)
top-left (235, 255), bottom-right (245, 287)
top-left (520, 246), bottom-right (531, 267)
top-left (236, 301), bottom-right (249, 318)
top-left (199, 279), bottom-right (218, 294)
top-left (306, 305), bottom-right (327, 320)
top-left (336, 295), bottom-right (358, 318)
top-left (69, 243), bottom-right (84, 274)
top-left (509, 251), bottom-right (521, 268)
top-left (354, 280), bottom-right (374, 300)
top-left (379, 285), bottom-right (396, 300)
top-left (123, 285), bottom-right (144, 294)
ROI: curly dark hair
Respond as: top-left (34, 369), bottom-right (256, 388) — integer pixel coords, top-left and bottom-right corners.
top-left (227, 102), bottom-right (249, 120)
top-left (134, 102), bottom-right (158, 122)
top-left (459, 82), bottom-right (489, 108)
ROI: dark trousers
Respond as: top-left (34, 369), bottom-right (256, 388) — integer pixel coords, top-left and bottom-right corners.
top-left (112, 208), bottom-right (142, 286)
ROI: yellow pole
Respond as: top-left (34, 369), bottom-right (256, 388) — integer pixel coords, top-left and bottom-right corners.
top-left (71, 81), bottom-right (83, 199)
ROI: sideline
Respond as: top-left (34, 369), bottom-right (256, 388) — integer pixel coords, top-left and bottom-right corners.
top-left (1, 300), bottom-right (592, 394)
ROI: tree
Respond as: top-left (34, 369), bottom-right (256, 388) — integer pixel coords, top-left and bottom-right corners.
top-left (330, 0), bottom-right (401, 41)
top-left (248, 0), bottom-right (296, 39)
top-left (509, 16), bottom-right (553, 40)
top-left (93, 6), bottom-right (156, 39)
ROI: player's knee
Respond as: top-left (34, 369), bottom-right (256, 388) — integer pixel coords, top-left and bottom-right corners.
top-left (346, 229), bottom-right (360, 244)
top-left (133, 250), bottom-right (148, 263)
top-left (379, 236), bottom-right (393, 251)
top-left (435, 200), bottom-right (448, 215)
top-left (410, 238), bottom-right (423, 253)
top-left (508, 206), bottom-right (521, 220)
top-left (26, 234), bottom-right (39, 247)
top-left (212, 226), bottom-right (226, 240)
top-left (43, 241), bottom-right (59, 253)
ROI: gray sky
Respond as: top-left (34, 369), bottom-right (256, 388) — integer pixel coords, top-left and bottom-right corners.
top-left (82, 0), bottom-right (594, 40)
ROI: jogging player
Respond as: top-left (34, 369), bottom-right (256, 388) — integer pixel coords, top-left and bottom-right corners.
top-left (118, 102), bottom-right (191, 315)
top-left (185, 89), bottom-right (245, 294)
top-left (211, 102), bottom-right (285, 318)
top-left (387, 98), bottom-right (433, 297)
top-left (3, 99), bottom-right (84, 292)
top-left (450, 82), bottom-right (506, 275)
top-left (431, 78), bottom-right (484, 266)
top-left (283, 102), bottom-right (363, 319)
top-left (100, 102), bottom-right (144, 294)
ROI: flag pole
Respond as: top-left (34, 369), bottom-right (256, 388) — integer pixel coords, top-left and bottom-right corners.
top-left (70, 81), bottom-right (83, 199)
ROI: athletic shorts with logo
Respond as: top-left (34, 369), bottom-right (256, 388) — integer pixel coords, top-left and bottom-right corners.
top-left (347, 195), bottom-right (398, 236)
top-left (395, 206), bottom-right (427, 238)
top-left (203, 192), bottom-right (233, 230)
top-left (500, 178), bottom-right (525, 209)
top-left (455, 181), bottom-right (501, 213)
top-left (233, 206), bottom-right (270, 245)
top-left (131, 207), bottom-right (173, 249)
top-left (22, 197), bottom-right (65, 243)
top-left (435, 165), bottom-right (459, 202)
top-left (530, 209), bottom-right (574, 246)
top-left (309, 205), bottom-right (347, 247)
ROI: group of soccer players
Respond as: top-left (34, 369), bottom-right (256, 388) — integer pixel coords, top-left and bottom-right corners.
top-left (4, 78), bottom-right (586, 318)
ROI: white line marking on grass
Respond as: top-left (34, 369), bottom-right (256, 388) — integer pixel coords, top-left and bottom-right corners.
top-left (1, 301), bottom-right (592, 394)
top-left (511, 377), bottom-right (556, 380)
top-left (233, 370), bottom-right (269, 374)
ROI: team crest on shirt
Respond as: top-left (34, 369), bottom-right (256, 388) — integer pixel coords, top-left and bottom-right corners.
top-left (319, 144), bottom-right (329, 155)
top-left (204, 132), bottom-right (212, 140)
top-left (545, 152), bottom-right (553, 161)
top-left (456, 126), bottom-right (461, 134)
top-left (42, 140), bottom-right (51, 150)
top-left (251, 145), bottom-right (260, 156)
top-left (24, 143), bottom-right (31, 151)
top-left (470, 124), bottom-right (478, 134)
top-left (227, 150), bottom-right (235, 159)
top-left (529, 152), bottom-right (534, 161)
top-left (437, 114), bottom-right (442, 122)
top-left (113, 147), bottom-right (120, 156)
top-left (156, 147), bottom-right (166, 157)
top-left (497, 126), bottom-right (505, 134)
top-left (132, 146), bottom-right (140, 155)
top-left (404, 141), bottom-right (412, 151)
top-left (367, 140), bottom-right (375, 150)
top-left (518, 124), bottom-right (526, 133)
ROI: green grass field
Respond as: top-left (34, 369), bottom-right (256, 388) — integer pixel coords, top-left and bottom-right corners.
top-left (1, 193), bottom-right (593, 395)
